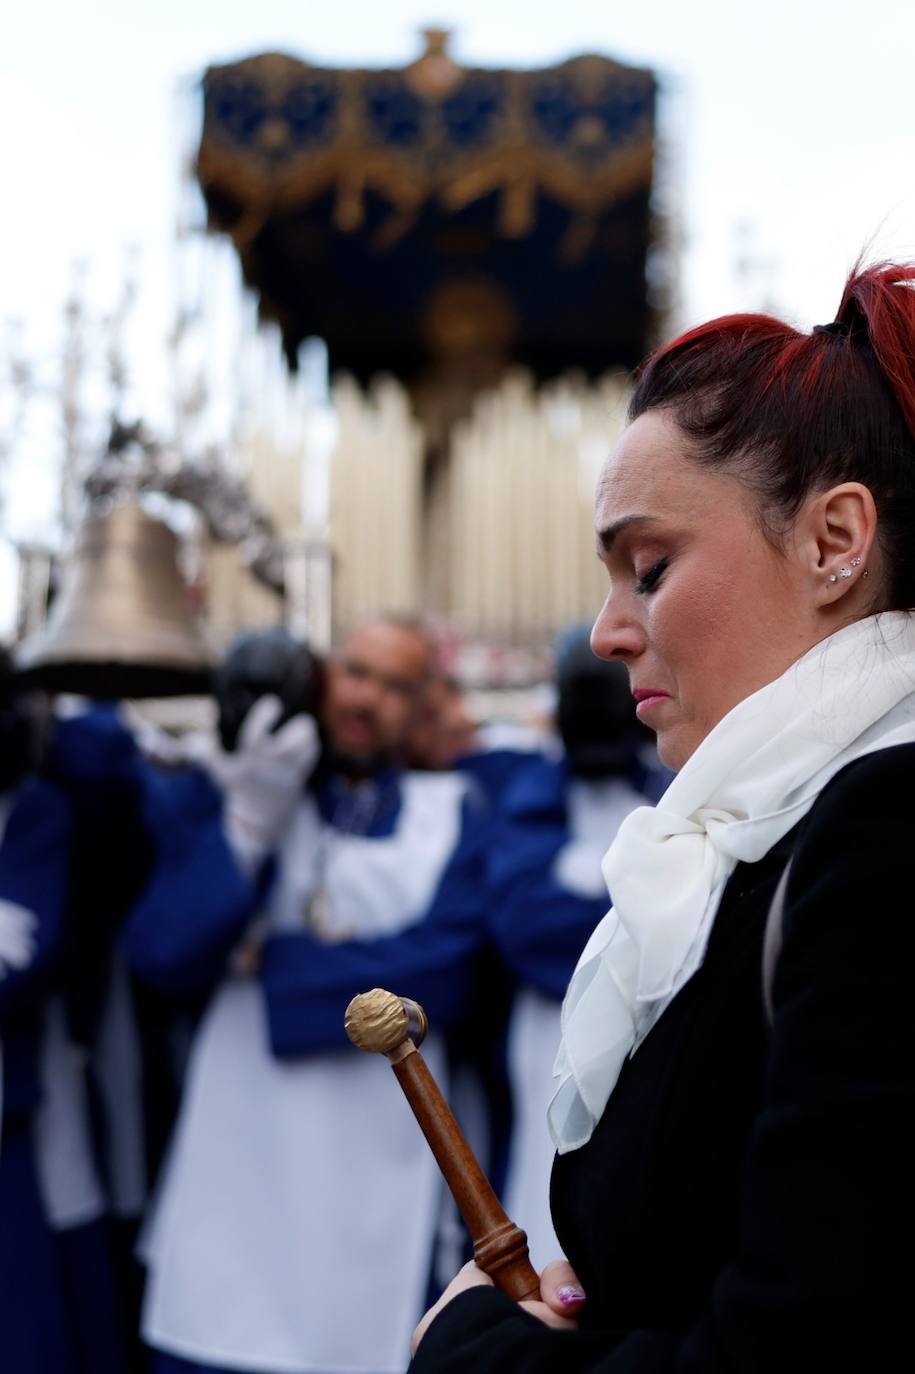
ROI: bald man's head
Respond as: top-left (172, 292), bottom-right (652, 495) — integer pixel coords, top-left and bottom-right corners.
top-left (323, 618), bottom-right (434, 775)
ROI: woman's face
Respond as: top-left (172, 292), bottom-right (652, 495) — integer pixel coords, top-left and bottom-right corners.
top-left (592, 409), bottom-right (826, 770)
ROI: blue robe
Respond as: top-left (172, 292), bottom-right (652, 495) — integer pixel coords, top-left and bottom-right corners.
top-left (0, 778), bottom-right (73, 1372)
top-left (41, 705), bottom-right (163, 1372)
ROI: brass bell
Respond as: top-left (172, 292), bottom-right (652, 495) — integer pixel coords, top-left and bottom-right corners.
top-left (16, 503), bottom-right (212, 698)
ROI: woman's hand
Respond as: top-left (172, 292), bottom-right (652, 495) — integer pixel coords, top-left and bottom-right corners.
top-left (411, 1258), bottom-right (586, 1353)
top-left (411, 1261), bottom-right (493, 1353)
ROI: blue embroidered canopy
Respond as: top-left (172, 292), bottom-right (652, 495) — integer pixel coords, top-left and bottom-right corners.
top-left (196, 32), bottom-right (658, 380)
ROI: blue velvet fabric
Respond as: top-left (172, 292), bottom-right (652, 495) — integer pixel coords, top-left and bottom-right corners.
top-left (0, 777), bottom-right (71, 1120)
top-left (126, 764), bottom-right (254, 997)
top-left (0, 1126), bottom-right (71, 1373)
top-left (485, 755), bottom-right (664, 1001)
top-left (42, 705), bottom-right (154, 1048)
top-left (1, 772), bottom-right (130, 1373)
top-left (456, 747), bottom-right (544, 808)
top-left (204, 59), bottom-right (652, 163)
top-left (54, 1218), bottom-right (127, 1374)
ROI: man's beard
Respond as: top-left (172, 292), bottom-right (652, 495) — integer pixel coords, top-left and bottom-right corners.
top-left (325, 741), bottom-right (394, 781)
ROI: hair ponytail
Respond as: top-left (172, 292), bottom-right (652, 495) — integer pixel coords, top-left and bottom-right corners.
top-left (836, 261), bottom-right (915, 441)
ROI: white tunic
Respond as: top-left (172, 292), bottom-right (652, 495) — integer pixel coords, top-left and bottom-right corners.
top-left (143, 772), bottom-right (468, 1373)
top-left (35, 949), bottom-right (147, 1230)
top-left (35, 997), bottom-right (107, 1230)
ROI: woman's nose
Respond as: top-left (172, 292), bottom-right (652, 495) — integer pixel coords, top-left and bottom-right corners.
top-left (590, 595), bottom-right (645, 662)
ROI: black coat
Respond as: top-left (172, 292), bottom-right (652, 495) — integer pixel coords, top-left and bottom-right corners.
top-left (410, 743), bottom-right (915, 1372)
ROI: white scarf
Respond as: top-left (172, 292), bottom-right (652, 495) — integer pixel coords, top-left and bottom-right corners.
top-left (549, 612), bottom-right (915, 1154)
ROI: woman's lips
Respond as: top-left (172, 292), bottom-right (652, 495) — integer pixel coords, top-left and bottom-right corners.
top-left (633, 690), bottom-right (670, 718)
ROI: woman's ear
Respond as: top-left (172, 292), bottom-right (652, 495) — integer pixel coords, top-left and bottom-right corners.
top-left (800, 482), bottom-right (878, 607)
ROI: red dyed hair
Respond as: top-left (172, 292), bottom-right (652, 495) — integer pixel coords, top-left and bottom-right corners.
top-left (629, 261), bottom-right (915, 606)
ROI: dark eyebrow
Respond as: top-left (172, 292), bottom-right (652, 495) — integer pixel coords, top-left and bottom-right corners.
top-left (595, 514), bottom-right (657, 554)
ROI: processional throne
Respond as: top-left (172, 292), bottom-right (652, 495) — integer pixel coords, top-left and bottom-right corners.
top-left (194, 30), bottom-right (661, 673)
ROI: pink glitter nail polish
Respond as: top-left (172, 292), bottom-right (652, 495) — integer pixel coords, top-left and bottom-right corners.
top-left (558, 1285), bottom-right (586, 1305)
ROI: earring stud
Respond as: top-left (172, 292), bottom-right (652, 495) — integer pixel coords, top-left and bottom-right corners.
top-left (840, 566), bottom-right (852, 579)
top-left (850, 557), bottom-right (862, 567)
top-left (829, 573), bottom-right (838, 583)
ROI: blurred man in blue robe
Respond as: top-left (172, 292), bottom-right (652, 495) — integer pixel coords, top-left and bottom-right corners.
top-left (127, 618), bottom-right (490, 1374)
top-left (0, 651), bottom-right (76, 1373)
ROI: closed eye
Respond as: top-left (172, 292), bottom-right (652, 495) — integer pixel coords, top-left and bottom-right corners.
top-left (636, 557), bottom-right (669, 595)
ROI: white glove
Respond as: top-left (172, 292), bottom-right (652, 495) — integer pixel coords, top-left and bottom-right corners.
top-left (0, 899), bottom-right (38, 979)
top-left (204, 695), bottom-right (320, 874)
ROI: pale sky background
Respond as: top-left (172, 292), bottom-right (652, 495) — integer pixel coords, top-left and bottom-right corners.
top-left (2, 0), bottom-right (915, 630)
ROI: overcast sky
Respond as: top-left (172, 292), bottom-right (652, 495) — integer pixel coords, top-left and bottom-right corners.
top-left (2, 0), bottom-right (915, 622)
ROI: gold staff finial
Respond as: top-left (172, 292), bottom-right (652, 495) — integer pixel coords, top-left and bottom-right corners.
top-left (344, 989), bottom-right (428, 1055)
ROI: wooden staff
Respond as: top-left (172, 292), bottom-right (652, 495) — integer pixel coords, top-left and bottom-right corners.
top-left (344, 988), bottom-right (540, 1303)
